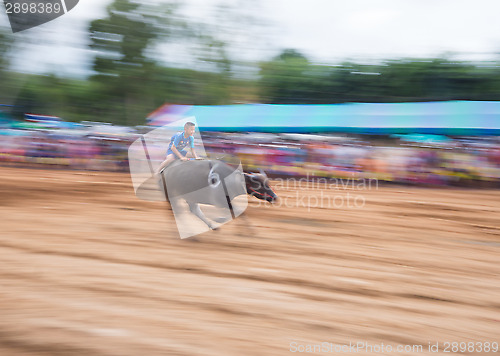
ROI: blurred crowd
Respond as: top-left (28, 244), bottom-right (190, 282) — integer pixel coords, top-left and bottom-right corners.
top-left (0, 128), bottom-right (131, 172)
top-left (1, 126), bottom-right (500, 187)
top-left (203, 133), bottom-right (500, 187)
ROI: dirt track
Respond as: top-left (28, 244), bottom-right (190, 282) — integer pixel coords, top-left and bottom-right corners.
top-left (1, 167), bottom-right (499, 355)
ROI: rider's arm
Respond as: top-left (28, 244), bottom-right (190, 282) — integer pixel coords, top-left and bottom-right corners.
top-left (171, 145), bottom-right (185, 159)
top-left (190, 146), bottom-right (198, 159)
top-left (189, 136), bottom-right (198, 159)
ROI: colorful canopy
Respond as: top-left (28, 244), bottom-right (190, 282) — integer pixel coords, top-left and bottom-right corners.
top-left (0, 109), bottom-right (16, 128)
top-left (147, 101), bottom-right (500, 135)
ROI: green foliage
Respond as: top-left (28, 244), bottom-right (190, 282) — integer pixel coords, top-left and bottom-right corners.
top-left (259, 50), bottom-right (500, 104)
top-left (4, 6), bottom-right (500, 127)
top-left (259, 49), bottom-right (315, 103)
top-left (0, 30), bottom-right (13, 72)
top-left (83, 0), bottom-right (235, 125)
top-left (87, 0), bottom-right (166, 125)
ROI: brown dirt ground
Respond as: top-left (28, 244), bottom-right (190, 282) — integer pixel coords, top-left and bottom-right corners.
top-left (1, 167), bottom-right (499, 356)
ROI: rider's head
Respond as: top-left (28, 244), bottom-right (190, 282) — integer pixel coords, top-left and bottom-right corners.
top-left (184, 122), bottom-right (195, 136)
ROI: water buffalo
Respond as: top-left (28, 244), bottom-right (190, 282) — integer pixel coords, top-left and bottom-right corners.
top-left (159, 159), bottom-right (277, 232)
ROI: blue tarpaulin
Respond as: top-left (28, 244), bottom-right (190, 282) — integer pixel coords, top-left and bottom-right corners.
top-left (147, 101), bottom-right (500, 135)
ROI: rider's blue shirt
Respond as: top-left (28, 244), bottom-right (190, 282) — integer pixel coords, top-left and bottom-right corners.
top-left (168, 132), bottom-right (194, 154)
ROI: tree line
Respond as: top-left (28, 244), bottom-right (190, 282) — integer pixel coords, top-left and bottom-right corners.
top-left (1, 0), bottom-right (500, 126)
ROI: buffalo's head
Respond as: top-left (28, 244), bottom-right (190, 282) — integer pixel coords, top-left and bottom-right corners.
top-left (244, 170), bottom-right (278, 203)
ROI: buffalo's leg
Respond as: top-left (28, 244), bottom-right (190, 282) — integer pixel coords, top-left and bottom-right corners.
top-left (237, 212), bottom-right (258, 237)
top-left (188, 202), bottom-right (218, 230)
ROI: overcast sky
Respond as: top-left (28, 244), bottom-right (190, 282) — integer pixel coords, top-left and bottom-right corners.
top-left (3, 0), bottom-right (500, 76)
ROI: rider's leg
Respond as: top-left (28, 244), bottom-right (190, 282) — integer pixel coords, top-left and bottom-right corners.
top-left (157, 153), bottom-right (176, 174)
